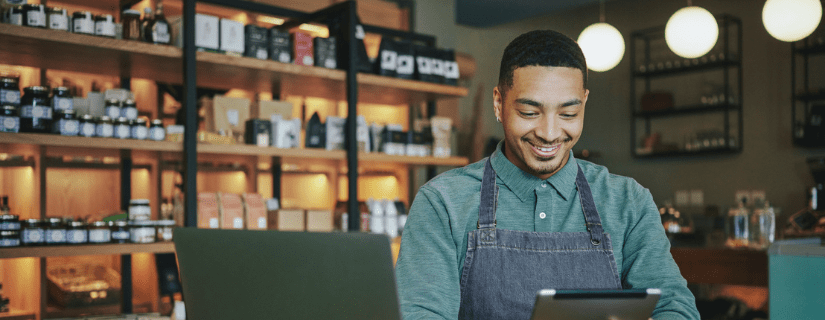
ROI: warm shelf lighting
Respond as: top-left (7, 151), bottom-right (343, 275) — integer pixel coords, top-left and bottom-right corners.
top-left (578, 22), bottom-right (625, 72)
top-left (763, 0), bottom-right (822, 42)
top-left (665, 6), bottom-right (719, 58)
top-left (257, 15), bottom-right (285, 25)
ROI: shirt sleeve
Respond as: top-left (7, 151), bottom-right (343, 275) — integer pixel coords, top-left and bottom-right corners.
top-left (396, 185), bottom-right (461, 320)
top-left (621, 187), bottom-right (701, 320)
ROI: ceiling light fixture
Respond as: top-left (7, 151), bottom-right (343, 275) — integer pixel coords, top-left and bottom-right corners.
top-left (762, 0), bottom-right (822, 42)
top-left (665, 1), bottom-right (719, 59)
top-left (577, 0), bottom-right (625, 72)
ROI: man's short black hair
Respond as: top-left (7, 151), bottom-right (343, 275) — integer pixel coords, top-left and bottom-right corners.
top-left (498, 30), bottom-right (587, 93)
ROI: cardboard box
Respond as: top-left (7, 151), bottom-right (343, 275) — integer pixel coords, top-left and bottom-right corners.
top-left (269, 28), bottom-right (291, 63)
top-left (204, 95), bottom-right (250, 143)
top-left (314, 36), bottom-right (337, 69)
top-left (244, 119), bottom-right (271, 146)
top-left (197, 193), bottom-right (220, 229)
top-left (306, 210), bottom-right (333, 232)
top-left (242, 193), bottom-right (267, 230)
top-left (253, 100), bottom-right (293, 120)
top-left (171, 14), bottom-right (219, 51)
top-left (218, 193), bottom-right (244, 229)
top-left (271, 115), bottom-right (301, 148)
top-left (244, 24), bottom-right (268, 59)
top-left (268, 209), bottom-right (305, 231)
top-left (292, 31), bottom-right (314, 66)
top-left (220, 18), bottom-right (244, 55)
top-left (325, 116), bottom-right (346, 150)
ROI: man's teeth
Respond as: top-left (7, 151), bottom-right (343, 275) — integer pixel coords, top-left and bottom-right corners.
top-left (537, 146), bottom-right (556, 152)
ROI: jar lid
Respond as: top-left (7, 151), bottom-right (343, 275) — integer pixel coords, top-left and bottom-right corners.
top-left (151, 119), bottom-right (163, 126)
top-left (48, 7), bottom-right (67, 14)
top-left (95, 14), bottom-right (113, 21)
top-left (52, 86), bottom-right (70, 93)
top-left (24, 86), bottom-right (48, 93)
top-left (81, 114), bottom-right (95, 121)
top-left (23, 4), bottom-right (44, 9)
top-left (0, 230), bottom-right (20, 237)
top-left (123, 99), bottom-right (136, 107)
top-left (129, 220), bottom-right (156, 226)
top-left (156, 220), bottom-right (176, 226)
top-left (134, 118), bottom-right (147, 125)
top-left (115, 117), bottom-right (129, 125)
top-left (98, 116), bottom-right (112, 122)
top-left (0, 77), bottom-right (18, 83)
top-left (112, 220), bottom-right (129, 227)
top-left (2, 105), bottom-right (16, 111)
top-left (24, 219), bottom-right (42, 225)
top-left (73, 11), bottom-right (92, 18)
top-left (0, 215), bottom-right (19, 221)
top-left (123, 9), bottom-right (141, 16)
top-left (91, 221), bottom-right (108, 227)
top-left (130, 199), bottom-right (150, 205)
top-left (47, 217), bottom-right (63, 224)
top-left (69, 221), bottom-right (86, 227)
top-left (105, 99), bottom-right (120, 106)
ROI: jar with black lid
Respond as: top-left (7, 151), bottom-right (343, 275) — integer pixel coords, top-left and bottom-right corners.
top-left (51, 87), bottom-right (73, 112)
top-left (95, 116), bottom-right (114, 138)
top-left (66, 221), bottom-right (88, 244)
top-left (20, 86), bottom-right (52, 133)
top-left (53, 110), bottom-right (79, 136)
top-left (104, 99), bottom-right (120, 119)
top-left (72, 11), bottom-right (94, 35)
top-left (131, 118), bottom-right (148, 140)
top-left (129, 220), bottom-right (156, 243)
top-left (47, 7), bottom-right (69, 31)
top-left (122, 9), bottom-right (141, 41)
top-left (110, 220), bottom-right (130, 243)
top-left (0, 230), bottom-right (20, 247)
top-left (121, 99), bottom-right (138, 120)
top-left (156, 220), bottom-right (175, 241)
top-left (0, 214), bottom-right (19, 230)
top-left (21, 219), bottom-right (45, 246)
top-left (94, 14), bottom-right (115, 38)
top-left (1, 105), bottom-right (19, 133)
top-left (149, 119), bottom-right (165, 141)
top-left (79, 114), bottom-right (96, 137)
top-left (7, 6), bottom-right (23, 26)
top-left (88, 221), bottom-right (110, 244)
top-left (114, 117), bottom-right (131, 139)
top-left (45, 217), bottom-right (67, 245)
top-left (22, 4), bottom-right (46, 28)
top-left (0, 77), bottom-right (21, 106)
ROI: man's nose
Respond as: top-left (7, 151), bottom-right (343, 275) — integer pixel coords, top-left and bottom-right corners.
top-left (534, 115), bottom-right (561, 142)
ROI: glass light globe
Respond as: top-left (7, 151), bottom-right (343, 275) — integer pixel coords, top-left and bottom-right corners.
top-left (665, 6), bottom-right (719, 59)
top-left (763, 0), bottom-right (822, 42)
top-left (578, 22), bottom-right (625, 72)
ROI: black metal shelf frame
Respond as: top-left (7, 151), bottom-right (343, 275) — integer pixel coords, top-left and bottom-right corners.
top-left (629, 14), bottom-right (743, 158)
top-left (791, 28), bottom-right (825, 148)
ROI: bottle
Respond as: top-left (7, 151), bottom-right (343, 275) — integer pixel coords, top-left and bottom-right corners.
top-left (0, 196), bottom-right (9, 216)
top-left (142, 7), bottom-right (154, 43)
top-left (145, 0), bottom-right (170, 44)
top-left (752, 201), bottom-right (776, 249)
top-left (726, 200), bottom-right (749, 248)
top-left (369, 198), bottom-right (384, 235)
top-left (384, 199), bottom-right (398, 238)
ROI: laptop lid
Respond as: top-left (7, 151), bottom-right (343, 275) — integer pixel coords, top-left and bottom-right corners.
top-left (174, 228), bottom-right (402, 320)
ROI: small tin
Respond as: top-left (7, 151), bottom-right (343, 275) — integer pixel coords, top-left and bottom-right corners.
top-left (149, 119), bottom-right (165, 141)
top-left (45, 217), bottom-right (67, 245)
top-left (156, 220), bottom-right (175, 241)
top-left (21, 219), bottom-right (45, 246)
top-left (72, 11), bottom-right (94, 35)
top-left (79, 114), bottom-right (96, 137)
top-left (131, 118), bottom-right (148, 140)
top-left (121, 99), bottom-right (137, 120)
top-left (0, 214), bottom-right (20, 230)
top-left (22, 4), bottom-right (46, 28)
top-left (129, 220), bottom-right (156, 243)
top-left (1, 105), bottom-right (20, 133)
top-left (88, 221), bottom-right (111, 244)
top-left (95, 116), bottom-right (114, 138)
top-left (110, 220), bottom-right (130, 243)
top-left (0, 77), bottom-right (21, 106)
top-left (66, 221), bottom-right (88, 244)
top-left (51, 87), bottom-right (73, 112)
top-left (94, 14), bottom-right (115, 38)
top-left (6, 6), bottom-right (23, 26)
top-left (0, 230), bottom-right (20, 247)
top-left (114, 117), bottom-right (130, 139)
top-left (54, 110), bottom-right (79, 136)
top-left (104, 99), bottom-right (120, 119)
top-left (47, 7), bottom-right (69, 31)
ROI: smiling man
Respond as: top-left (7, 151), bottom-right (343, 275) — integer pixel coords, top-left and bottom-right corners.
top-left (395, 30), bottom-right (700, 320)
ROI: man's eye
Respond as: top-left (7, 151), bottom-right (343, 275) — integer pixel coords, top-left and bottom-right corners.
top-left (561, 113), bottom-right (578, 118)
top-left (519, 112), bottom-right (538, 117)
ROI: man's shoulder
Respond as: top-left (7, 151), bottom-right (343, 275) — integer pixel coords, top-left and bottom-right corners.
top-left (421, 157), bottom-right (486, 195)
top-left (576, 158), bottom-right (646, 196)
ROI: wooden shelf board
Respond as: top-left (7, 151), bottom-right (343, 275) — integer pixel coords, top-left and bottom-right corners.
top-left (0, 133), bottom-right (182, 152)
top-left (0, 242), bottom-right (175, 259)
top-left (0, 309), bottom-right (36, 320)
top-left (359, 153), bottom-right (469, 166)
top-left (196, 144), bottom-right (346, 159)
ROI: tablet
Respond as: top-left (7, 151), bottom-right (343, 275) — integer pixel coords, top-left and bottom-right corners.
top-left (529, 288), bottom-right (661, 320)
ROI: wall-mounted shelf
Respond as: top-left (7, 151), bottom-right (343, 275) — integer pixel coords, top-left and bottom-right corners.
top-left (0, 243), bottom-right (175, 259)
top-left (0, 309), bottom-right (36, 320)
top-left (633, 58), bottom-right (740, 78)
top-left (792, 31), bottom-right (825, 147)
top-left (635, 147), bottom-right (740, 159)
top-left (634, 103), bottom-right (740, 118)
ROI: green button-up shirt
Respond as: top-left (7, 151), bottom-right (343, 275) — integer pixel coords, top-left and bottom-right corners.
top-left (396, 143), bottom-right (700, 320)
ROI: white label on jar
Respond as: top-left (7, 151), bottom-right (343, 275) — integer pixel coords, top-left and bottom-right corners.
top-left (258, 217), bottom-right (266, 229)
top-left (49, 14), bottom-right (68, 30)
top-left (226, 109), bottom-right (239, 126)
top-left (324, 59), bottom-right (336, 69)
top-left (131, 227), bottom-right (154, 243)
top-left (156, 23), bottom-right (170, 43)
top-left (0, 238), bottom-right (20, 247)
top-left (89, 229), bottom-right (110, 243)
top-left (115, 124), bottom-right (130, 138)
top-left (67, 229), bottom-right (87, 243)
top-left (256, 49), bottom-right (267, 60)
top-left (112, 230), bottom-right (129, 240)
top-left (46, 229), bottom-right (66, 243)
top-left (105, 106), bottom-right (120, 119)
top-left (1, 90), bottom-right (20, 105)
top-left (61, 119), bottom-right (79, 135)
top-left (95, 20), bottom-right (115, 37)
top-left (22, 229), bottom-right (44, 243)
top-left (150, 127), bottom-right (165, 141)
top-left (27, 9), bottom-right (46, 27)
top-left (2, 117), bottom-right (19, 132)
top-left (233, 217), bottom-right (243, 229)
top-left (54, 97), bottom-right (73, 111)
top-left (21, 105), bottom-right (52, 119)
top-left (132, 126), bottom-right (148, 140)
top-left (122, 107), bottom-right (137, 120)
top-left (209, 218), bottom-right (218, 229)
top-left (80, 123), bottom-right (95, 137)
top-left (74, 18), bottom-right (94, 34)
top-left (96, 123), bottom-right (113, 137)
top-left (8, 12), bottom-right (22, 26)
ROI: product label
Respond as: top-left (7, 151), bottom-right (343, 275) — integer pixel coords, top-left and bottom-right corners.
top-left (80, 122), bottom-right (95, 137)
top-left (27, 9), bottom-right (46, 27)
top-left (302, 55), bottom-right (313, 66)
top-left (153, 23), bottom-right (170, 43)
top-left (431, 58), bottom-right (445, 76)
top-left (22, 229), bottom-right (44, 243)
top-left (381, 50), bottom-right (397, 71)
top-left (396, 55), bottom-right (414, 75)
top-left (209, 218), bottom-right (218, 229)
top-left (49, 14), bottom-right (68, 30)
top-left (0, 238), bottom-right (20, 247)
top-left (96, 123), bottom-right (113, 137)
top-left (324, 58), bottom-right (336, 69)
top-left (256, 133), bottom-right (268, 147)
top-left (258, 217), bottom-right (266, 229)
top-left (105, 106), bottom-right (120, 119)
top-left (226, 109), bottom-right (239, 126)
top-left (59, 119), bottom-right (79, 136)
top-left (1, 116), bottom-right (19, 133)
top-left (112, 230), bottom-right (129, 240)
top-left (0, 89), bottom-right (20, 105)
top-left (131, 126), bottom-right (148, 140)
top-left (278, 52), bottom-right (290, 63)
top-left (115, 124), bottom-right (130, 139)
top-left (233, 217), bottom-right (243, 229)
top-left (53, 97), bottom-right (73, 112)
top-left (8, 12), bottom-right (22, 26)
top-left (131, 227), bottom-right (154, 243)
top-left (95, 20), bottom-right (115, 37)
top-left (444, 61), bottom-right (459, 80)
top-left (73, 17), bottom-right (94, 34)
top-left (122, 106), bottom-right (137, 119)
top-left (45, 229), bottom-right (66, 243)
top-left (0, 222), bottom-right (20, 230)
top-left (256, 49), bottom-right (267, 60)
top-left (21, 105), bottom-right (52, 119)
top-left (89, 229), bottom-right (110, 243)
top-left (416, 56), bottom-right (433, 75)
top-left (66, 229), bottom-right (87, 243)
top-left (150, 127), bottom-right (165, 141)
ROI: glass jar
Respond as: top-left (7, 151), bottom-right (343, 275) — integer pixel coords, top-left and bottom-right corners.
top-left (22, 4), bottom-right (46, 28)
top-left (79, 114), bottom-right (96, 137)
top-left (7, 6), bottom-right (23, 26)
top-left (131, 118), bottom-right (148, 140)
top-left (0, 77), bottom-right (21, 106)
top-left (110, 220), bottom-right (130, 243)
top-left (88, 221), bottom-right (111, 244)
top-left (20, 86), bottom-right (52, 133)
top-left (156, 220), bottom-right (175, 241)
top-left (51, 87), bottom-right (73, 112)
top-left (0, 214), bottom-right (20, 231)
top-left (149, 119), bottom-right (165, 141)
top-left (128, 199), bottom-right (151, 220)
top-left (47, 7), bottom-right (69, 31)
top-left (114, 117), bottom-right (130, 139)
top-left (0, 230), bottom-right (20, 247)
top-left (104, 99), bottom-right (120, 119)
top-left (122, 9), bottom-right (141, 41)
top-left (45, 217), bottom-right (67, 245)
top-left (66, 221), bottom-right (88, 244)
top-left (21, 219), bottom-right (45, 246)
top-left (94, 14), bottom-right (116, 38)
top-left (95, 116), bottom-right (113, 138)
top-left (53, 110), bottom-right (79, 136)
top-left (72, 11), bottom-right (94, 35)
top-left (129, 220), bottom-right (156, 243)
top-left (0, 105), bottom-right (19, 133)
top-left (121, 99), bottom-right (138, 120)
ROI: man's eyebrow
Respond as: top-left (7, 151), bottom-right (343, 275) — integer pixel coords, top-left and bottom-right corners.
top-left (514, 98), bottom-right (582, 108)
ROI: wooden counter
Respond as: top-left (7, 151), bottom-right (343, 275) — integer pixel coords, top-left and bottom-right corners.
top-left (670, 247), bottom-right (768, 287)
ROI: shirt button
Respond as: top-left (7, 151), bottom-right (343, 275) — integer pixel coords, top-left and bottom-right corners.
top-left (541, 183), bottom-right (547, 188)
top-left (539, 212), bottom-right (546, 219)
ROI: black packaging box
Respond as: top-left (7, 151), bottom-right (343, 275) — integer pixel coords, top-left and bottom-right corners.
top-left (375, 38), bottom-right (398, 77)
top-left (245, 119), bottom-right (272, 146)
top-left (314, 36), bottom-right (337, 69)
top-left (441, 49), bottom-right (459, 85)
top-left (395, 40), bottom-right (415, 80)
top-left (269, 28), bottom-right (291, 63)
top-left (323, 15), bottom-right (372, 72)
top-left (244, 25), bottom-right (269, 60)
top-left (305, 112), bottom-right (326, 149)
top-left (414, 45), bottom-right (440, 83)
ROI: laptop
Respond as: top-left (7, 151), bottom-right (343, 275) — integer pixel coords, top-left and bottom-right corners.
top-left (174, 228), bottom-right (402, 320)
top-left (530, 288), bottom-right (661, 320)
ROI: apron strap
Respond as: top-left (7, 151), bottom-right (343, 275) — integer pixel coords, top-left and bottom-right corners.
top-left (477, 158), bottom-right (498, 229)
top-left (575, 165), bottom-right (605, 246)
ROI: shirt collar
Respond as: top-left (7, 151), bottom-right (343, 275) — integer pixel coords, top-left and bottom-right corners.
top-left (490, 141), bottom-right (579, 202)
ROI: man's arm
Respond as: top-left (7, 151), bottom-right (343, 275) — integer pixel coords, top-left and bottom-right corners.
top-left (622, 187), bottom-right (701, 320)
top-left (396, 186), bottom-right (460, 320)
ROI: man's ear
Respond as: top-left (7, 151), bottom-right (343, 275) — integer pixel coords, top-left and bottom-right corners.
top-left (493, 86), bottom-right (503, 121)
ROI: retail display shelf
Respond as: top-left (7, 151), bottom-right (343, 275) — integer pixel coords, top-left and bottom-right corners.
top-left (634, 104), bottom-right (740, 118)
top-left (635, 147), bottom-right (740, 158)
top-left (0, 242), bottom-right (175, 259)
top-left (0, 133), bottom-right (182, 152)
top-left (632, 59), bottom-right (740, 78)
top-left (0, 309), bottom-right (35, 320)
top-left (0, 24), bottom-right (466, 105)
top-left (795, 91), bottom-right (825, 102)
top-left (795, 43), bottom-right (825, 55)
top-left (197, 143), bottom-right (346, 159)
top-left (360, 153), bottom-right (469, 166)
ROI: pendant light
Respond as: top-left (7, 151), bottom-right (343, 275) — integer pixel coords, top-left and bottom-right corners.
top-left (577, 0), bottom-right (625, 72)
top-left (665, 0), bottom-right (719, 59)
top-left (763, 0), bottom-right (822, 42)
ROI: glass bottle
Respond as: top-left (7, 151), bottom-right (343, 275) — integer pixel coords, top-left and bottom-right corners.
top-left (726, 200), bottom-right (749, 248)
top-left (142, 7), bottom-right (154, 43)
top-left (751, 201), bottom-right (776, 249)
top-left (0, 196), bottom-right (9, 216)
top-left (145, 1), bottom-right (170, 45)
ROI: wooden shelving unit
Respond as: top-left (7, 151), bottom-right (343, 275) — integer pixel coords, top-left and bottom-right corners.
top-left (0, 309), bottom-right (36, 320)
top-left (0, 243), bottom-right (175, 259)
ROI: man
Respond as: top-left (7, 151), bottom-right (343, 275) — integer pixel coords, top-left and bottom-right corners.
top-left (395, 30), bottom-right (700, 320)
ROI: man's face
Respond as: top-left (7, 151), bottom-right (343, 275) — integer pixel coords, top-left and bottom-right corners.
top-left (493, 66), bottom-right (588, 180)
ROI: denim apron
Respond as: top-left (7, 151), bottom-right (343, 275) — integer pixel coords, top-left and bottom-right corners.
top-left (458, 159), bottom-right (623, 320)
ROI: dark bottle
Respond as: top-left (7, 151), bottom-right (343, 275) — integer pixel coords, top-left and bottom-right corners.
top-left (141, 7), bottom-right (154, 42)
top-left (145, 1), bottom-right (170, 45)
top-left (1, 196), bottom-right (9, 216)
